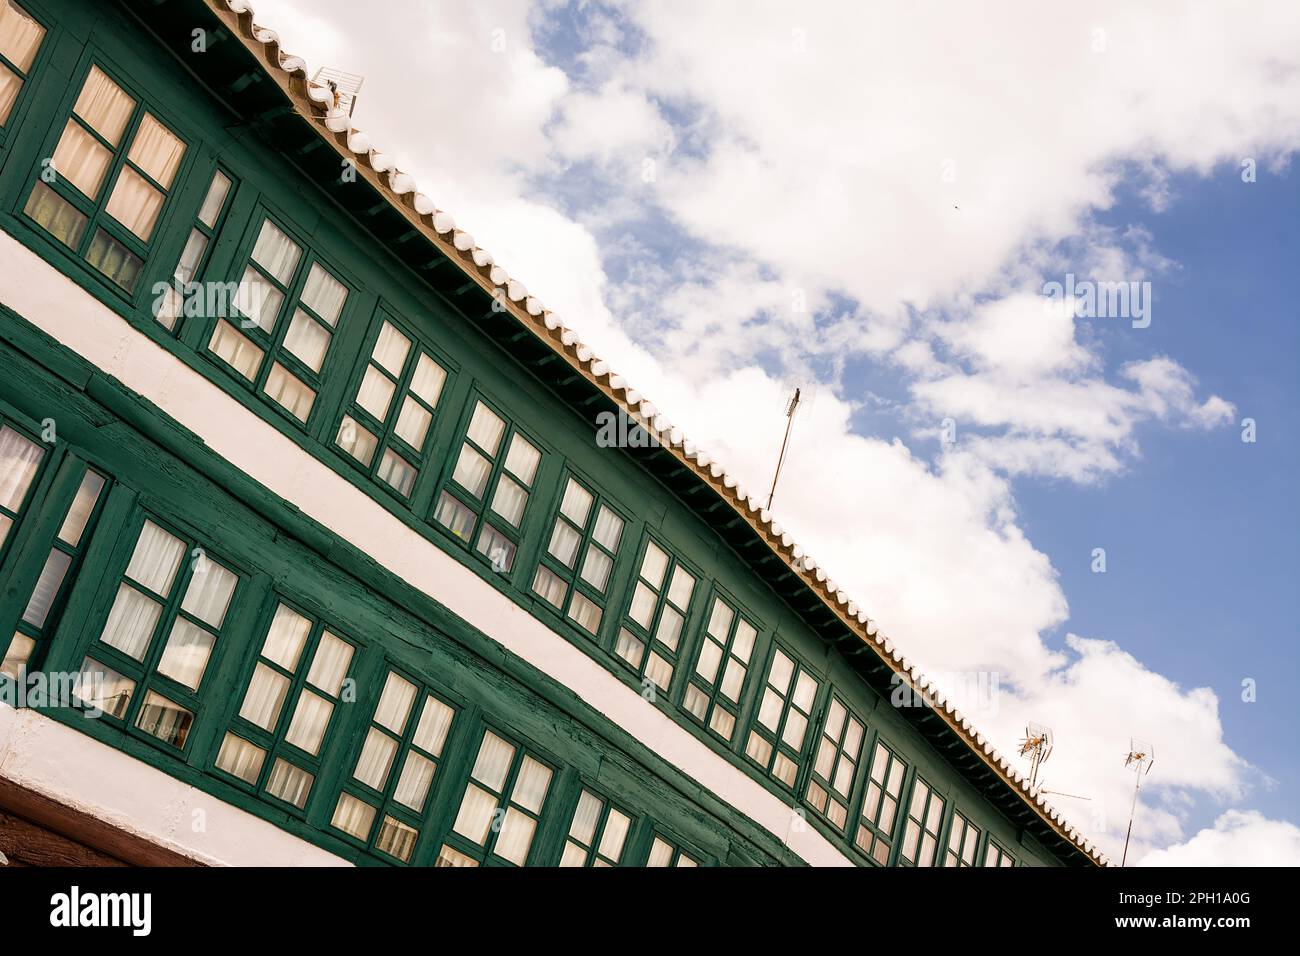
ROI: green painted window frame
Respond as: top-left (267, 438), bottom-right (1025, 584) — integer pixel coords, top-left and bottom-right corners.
top-left (434, 725), bottom-right (558, 867)
top-left (18, 57), bottom-right (194, 298)
top-left (855, 738), bottom-right (908, 865)
top-left (211, 593), bottom-right (359, 817)
top-left (76, 510), bottom-right (244, 757)
top-left (529, 470), bottom-right (629, 642)
top-left (203, 207), bottom-right (353, 429)
top-left (0, 0), bottom-right (51, 145)
top-left (644, 830), bottom-right (702, 867)
top-left (559, 786), bottom-right (636, 867)
top-left (983, 837), bottom-right (1016, 867)
top-left (2, 464), bottom-right (109, 678)
top-left (611, 531), bottom-right (701, 695)
top-left (681, 589), bottom-right (760, 745)
top-left (742, 642), bottom-right (822, 792)
top-left (430, 391), bottom-right (545, 577)
top-left (944, 809), bottom-right (981, 867)
top-left (898, 773), bottom-right (946, 867)
top-left (333, 305), bottom-right (455, 502)
top-left (327, 664), bottom-right (460, 864)
top-left (803, 693), bottom-right (866, 833)
top-left (151, 164), bottom-right (236, 333)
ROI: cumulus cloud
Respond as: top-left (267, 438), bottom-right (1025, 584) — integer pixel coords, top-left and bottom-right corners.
top-left (1138, 811), bottom-right (1300, 866)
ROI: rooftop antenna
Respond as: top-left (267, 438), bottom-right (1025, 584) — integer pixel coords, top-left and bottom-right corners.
top-left (1120, 738), bottom-right (1155, 867)
top-left (766, 388), bottom-right (802, 511)
top-left (311, 67), bottom-right (366, 118)
top-left (1018, 722), bottom-right (1053, 790)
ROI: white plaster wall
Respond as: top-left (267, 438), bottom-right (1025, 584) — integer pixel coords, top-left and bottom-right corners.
top-left (0, 232), bottom-right (854, 866)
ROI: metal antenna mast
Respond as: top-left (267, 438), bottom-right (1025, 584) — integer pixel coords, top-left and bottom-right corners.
top-left (1121, 738), bottom-right (1155, 866)
top-left (766, 388), bottom-right (801, 511)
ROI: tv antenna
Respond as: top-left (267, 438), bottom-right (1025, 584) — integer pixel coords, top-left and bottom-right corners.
top-left (766, 388), bottom-right (803, 511)
top-left (311, 67), bottom-right (366, 117)
top-left (1018, 722), bottom-right (1053, 790)
top-left (1120, 738), bottom-right (1155, 867)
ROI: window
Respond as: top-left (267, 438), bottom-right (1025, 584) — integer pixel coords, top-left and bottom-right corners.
top-left (214, 600), bottom-right (355, 812)
top-left (682, 595), bottom-right (757, 742)
top-left (944, 811), bottom-right (980, 867)
top-left (2, 468), bottom-right (108, 679)
top-left (432, 399), bottom-right (541, 573)
top-left (207, 216), bottom-right (349, 425)
top-left (23, 65), bottom-right (187, 293)
top-left (0, 1), bottom-right (45, 129)
top-left (804, 695), bottom-right (864, 831)
top-left (613, 537), bottom-right (696, 693)
top-left (335, 314), bottom-right (448, 499)
top-left (856, 741), bottom-right (906, 865)
top-left (153, 168), bottom-right (234, 331)
top-left (531, 475), bottom-right (625, 637)
top-left (560, 789), bottom-right (633, 867)
top-left (0, 422), bottom-right (45, 561)
top-left (329, 670), bottom-right (456, 863)
top-left (75, 517), bottom-right (239, 751)
top-left (744, 647), bottom-right (819, 789)
top-left (983, 840), bottom-right (1016, 867)
top-left (435, 729), bottom-right (553, 867)
top-left (645, 833), bottom-right (699, 867)
top-left (899, 776), bottom-right (945, 866)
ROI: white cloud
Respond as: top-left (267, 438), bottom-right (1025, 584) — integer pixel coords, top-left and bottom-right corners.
top-left (1138, 810), bottom-right (1300, 866)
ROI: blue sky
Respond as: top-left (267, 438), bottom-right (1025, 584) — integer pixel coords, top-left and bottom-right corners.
top-left (256, 0), bottom-right (1300, 863)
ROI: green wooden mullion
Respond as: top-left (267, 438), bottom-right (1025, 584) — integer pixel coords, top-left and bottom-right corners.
top-left (308, 636), bottom-right (386, 832)
top-left (0, 437), bottom-right (75, 638)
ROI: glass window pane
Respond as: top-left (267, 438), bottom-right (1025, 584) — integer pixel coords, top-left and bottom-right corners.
top-left (74, 657), bottom-right (134, 719)
top-left (578, 548), bottom-right (612, 592)
top-left (666, 566), bottom-right (695, 609)
top-left (354, 727), bottom-right (398, 790)
top-left (393, 397), bottom-right (432, 450)
top-left (371, 321), bottom-right (410, 375)
top-left (336, 415), bottom-right (378, 467)
top-left (332, 792), bottom-right (376, 840)
top-left (86, 228), bottom-right (144, 292)
top-left (451, 444), bottom-right (492, 498)
top-left (209, 319), bottom-right (264, 381)
top-left (377, 817), bottom-right (418, 862)
top-left (512, 757), bottom-right (552, 814)
top-left (599, 809), bottom-right (631, 861)
top-left (489, 476), bottom-right (528, 526)
top-left (265, 758), bottom-right (312, 808)
top-left (251, 219), bottom-right (301, 285)
top-left (476, 523), bottom-right (516, 571)
top-left (263, 363), bottom-right (316, 423)
top-left (52, 119), bottom-right (111, 198)
top-left (306, 631), bottom-right (353, 695)
top-left (126, 112), bottom-right (185, 188)
top-left (412, 695), bottom-right (454, 755)
top-left (504, 436), bottom-right (540, 485)
top-left (640, 542), bottom-right (668, 588)
top-left (180, 559), bottom-right (237, 628)
top-left (356, 365), bottom-right (395, 421)
top-left (0, 425), bottom-right (42, 512)
top-left (433, 491), bottom-right (475, 539)
top-left (239, 662), bottom-right (289, 731)
top-left (0, 3), bottom-right (45, 73)
top-left (215, 732), bottom-right (265, 785)
top-left (155, 616), bottom-right (215, 690)
top-left (470, 732), bottom-right (514, 790)
top-left (559, 479), bottom-right (593, 526)
top-left (452, 783), bottom-right (497, 845)
top-left (105, 165), bottom-right (165, 240)
top-left (393, 751), bottom-right (436, 811)
top-left (283, 309), bottom-right (331, 372)
top-left (261, 603), bottom-right (310, 670)
top-left (495, 807), bottom-right (536, 865)
top-left (374, 672), bottom-right (417, 732)
top-left (547, 519), bottom-right (581, 567)
top-left (567, 592), bottom-right (601, 633)
top-left (99, 583), bottom-right (161, 660)
top-left (409, 354), bottom-right (446, 407)
top-left (135, 691), bottom-right (193, 748)
top-left (174, 228), bottom-right (207, 285)
top-left (234, 265), bottom-right (283, 332)
top-left (285, 689), bottom-right (333, 755)
top-left (532, 564), bottom-right (565, 607)
top-left (377, 449), bottom-right (416, 497)
top-left (197, 170), bottom-right (231, 228)
top-left (21, 548), bottom-right (70, 628)
top-left (300, 263), bottom-right (347, 326)
top-left (72, 65), bottom-right (134, 146)
top-left (1, 632), bottom-right (35, 679)
top-left (22, 182), bottom-right (88, 248)
top-left (707, 599), bottom-right (734, 640)
top-left (591, 507), bottom-right (623, 552)
top-left (466, 402), bottom-right (505, 455)
top-left (569, 790), bottom-right (602, 844)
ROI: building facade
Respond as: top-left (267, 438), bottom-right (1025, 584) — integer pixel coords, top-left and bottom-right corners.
top-left (0, 0), bottom-right (1102, 867)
